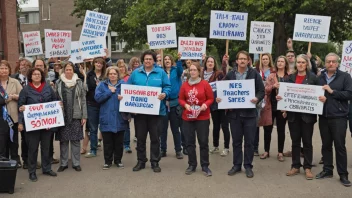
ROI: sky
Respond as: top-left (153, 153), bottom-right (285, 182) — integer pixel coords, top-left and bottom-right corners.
top-left (19, 0), bottom-right (38, 8)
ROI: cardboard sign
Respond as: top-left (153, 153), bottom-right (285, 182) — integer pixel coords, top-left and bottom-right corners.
top-left (79, 37), bottom-right (106, 59)
top-left (216, 79), bottom-right (256, 109)
top-left (147, 23), bottom-right (177, 49)
top-left (23, 101), bottom-right (65, 132)
top-left (277, 82), bottom-right (324, 115)
top-left (80, 10), bottom-right (111, 39)
top-left (339, 41), bottom-right (352, 76)
top-left (178, 37), bottom-right (206, 60)
top-left (23, 31), bottom-right (43, 57)
top-left (120, 84), bottom-right (162, 115)
top-left (249, 21), bottom-right (274, 54)
top-left (68, 41), bottom-right (83, 64)
top-left (209, 10), bottom-right (248, 40)
top-left (293, 14), bottom-right (331, 43)
top-left (45, 29), bottom-right (72, 58)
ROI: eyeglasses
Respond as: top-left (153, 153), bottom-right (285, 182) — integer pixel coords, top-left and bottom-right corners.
top-left (326, 60), bottom-right (338, 64)
top-left (144, 58), bottom-right (153, 61)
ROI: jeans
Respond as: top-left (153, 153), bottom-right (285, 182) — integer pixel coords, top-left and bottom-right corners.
top-left (211, 110), bottom-right (230, 149)
top-left (87, 105), bottom-right (100, 154)
top-left (102, 132), bottom-right (124, 165)
top-left (123, 123), bottom-right (131, 148)
top-left (263, 110), bottom-right (287, 153)
top-left (160, 106), bottom-right (182, 153)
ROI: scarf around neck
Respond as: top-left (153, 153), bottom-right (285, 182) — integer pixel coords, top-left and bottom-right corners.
top-left (29, 82), bottom-right (45, 93)
top-left (60, 73), bottom-right (78, 88)
top-left (188, 77), bottom-right (201, 86)
top-left (203, 71), bottom-right (214, 82)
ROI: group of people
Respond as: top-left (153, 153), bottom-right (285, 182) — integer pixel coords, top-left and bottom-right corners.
top-left (0, 41), bottom-right (351, 187)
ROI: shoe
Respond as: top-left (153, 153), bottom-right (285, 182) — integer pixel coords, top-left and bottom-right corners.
top-left (283, 151), bottom-right (292, 157)
top-left (315, 170), bottom-right (333, 179)
top-left (319, 158), bottom-right (324, 164)
top-left (151, 163), bottom-right (161, 173)
top-left (124, 147), bottom-right (132, 153)
top-left (29, 173), bottom-right (37, 182)
top-left (286, 168), bottom-right (300, 176)
top-left (160, 151), bottom-right (167, 158)
top-left (277, 154), bottom-right (285, 162)
top-left (51, 158), bottom-right (59, 164)
top-left (185, 166), bottom-right (196, 175)
top-left (202, 167), bottom-right (212, 177)
top-left (209, 147), bottom-right (219, 154)
top-left (220, 148), bottom-right (230, 157)
top-left (103, 164), bottom-right (112, 170)
top-left (228, 166), bottom-right (241, 176)
top-left (254, 151), bottom-right (259, 156)
top-left (116, 163), bottom-right (124, 168)
top-left (43, 170), bottom-right (57, 177)
top-left (23, 163), bottom-right (28, 169)
top-left (245, 168), bottom-right (254, 178)
top-left (133, 162), bottom-right (145, 171)
top-left (133, 137), bottom-right (137, 142)
top-left (340, 176), bottom-right (352, 187)
top-left (183, 148), bottom-right (188, 155)
top-left (305, 169), bottom-right (313, 180)
top-left (36, 162), bottom-right (41, 169)
top-left (85, 153), bottom-right (97, 158)
top-left (176, 152), bottom-right (183, 159)
top-left (260, 152), bottom-right (270, 159)
top-left (57, 166), bottom-right (68, 172)
top-left (73, 166), bottom-right (82, 172)
top-left (97, 140), bottom-right (102, 147)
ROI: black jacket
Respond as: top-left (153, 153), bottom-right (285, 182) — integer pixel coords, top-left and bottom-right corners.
top-left (224, 66), bottom-right (265, 118)
top-left (86, 70), bottom-right (102, 107)
top-left (0, 95), bottom-right (9, 134)
top-left (318, 70), bottom-right (352, 118)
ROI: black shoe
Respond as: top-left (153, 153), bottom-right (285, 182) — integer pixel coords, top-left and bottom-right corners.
top-left (185, 166), bottom-right (196, 175)
top-left (151, 163), bottom-right (161, 173)
top-left (183, 149), bottom-right (188, 155)
top-left (23, 163), bottom-right (28, 169)
top-left (245, 168), bottom-right (254, 178)
top-left (202, 166), bottom-right (212, 177)
top-left (57, 166), bottom-right (68, 172)
top-left (29, 173), bottom-right (37, 182)
top-left (43, 170), bottom-right (57, 177)
top-left (133, 162), bottom-right (145, 171)
top-left (340, 176), bottom-right (351, 187)
top-left (176, 152), bottom-right (183, 159)
top-left (228, 166), bottom-right (241, 176)
top-left (315, 170), bottom-right (333, 179)
top-left (73, 166), bottom-right (82, 172)
top-left (160, 151), bottom-right (167, 158)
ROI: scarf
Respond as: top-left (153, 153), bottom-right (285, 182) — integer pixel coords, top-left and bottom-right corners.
top-left (29, 82), bottom-right (45, 93)
top-left (60, 73), bottom-right (78, 88)
top-left (188, 77), bottom-right (201, 86)
top-left (0, 85), bottom-right (14, 142)
top-left (107, 79), bottom-right (119, 88)
top-left (203, 71), bottom-right (214, 82)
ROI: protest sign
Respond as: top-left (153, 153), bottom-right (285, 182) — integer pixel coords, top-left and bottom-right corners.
top-left (209, 82), bottom-right (217, 92)
top-left (79, 37), bottom-right (106, 59)
top-left (23, 101), bottom-right (65, 132)
top-left (293, 14), bottom-right (331, 43)
top-left (147, 23), bottom-right (177, 49)
top-left (209, 10), bottom-right (248, 40)
top-left (339, 41), bottom-right (352, 76)
top-left (69, 41), bottom-right (83, 64)
top-left (80, 10), bottom-right (111, 39)
top-left (45, 29), bottom-right (71, 58)
top-left (120, 84), bottom-right (162, 115)
top-left (216, 79), bottom-right (256, 109)
top-left (178, 37), bottom-right (206, 60)
top-left (249, 21), bottom-right (274, 54)
top-left (23, 31), bottom-right (43, 57)
top-left (277, 82), bottom-right (324, 115)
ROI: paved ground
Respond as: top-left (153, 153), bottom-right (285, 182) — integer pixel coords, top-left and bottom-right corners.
top-left (1, 121), bottom-right (352, 198)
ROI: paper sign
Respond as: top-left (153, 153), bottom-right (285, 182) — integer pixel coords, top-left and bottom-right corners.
top-left (178, 37), bottom-right (206, 60)
top-left (147, 23), bottom-right (177, 49)
top-left (79, 37), bottom-right (106, 59)
top-left (24, 101), bottom-right (65, 132)
top-left (339, 41), bottom-right (352, 76)
top-left (23, 31), bottom-right (43, 57)
top-left (217, 79), bottom-right (256, 109)
top-left (249, 21), bottom-right (274, 54)
top-left (277, 82), bottom-right (324, 115)
top-left (80, 10), bottom-right (111, 39)
top-left (293, 14), bottom-right (331, 43)
top-left (45, 29), bottom-right (72, 58)
top-left (120, 84), bottom-right (162, 115)
top-left (68, 41), bottom-right (83, 64)
top-left (209, 82), bottom-right (217, 92)
top-left (209, 10), bottom-right (248, 40)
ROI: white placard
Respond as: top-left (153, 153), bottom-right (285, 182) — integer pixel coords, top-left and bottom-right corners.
top-left (209, 82), bottom-right (217, 92)
top-left (249, 21), bottom-right (274, 54)
top-left (178, 37), bottom-right (207, 60)
top-left (147, 23), bottom-right (177, 49)
top-left (23, 31), bottom-right (43, 57)
top-left (120, 84), bottom-right (162, 115)
top-left (79, 37), bottom-right (106, 59)
top-left (339, 41), bottom-right (352, 76)
top-left (209, 10), bottom-right (248, 40)
top-left (45, 29), bottom-right (72, 58)
top-left (80, 10), bottom-right (111, 40)
top-left (293, 14), bottom-right (331, 43)
top-left (69, 41), bottom-right (83, 64)
top-left (277, 82), bottom-right (324, 115)
top-left (217, 79), bottom-right (256, 109)
top-left (23, 101), bottom-right (65, 132)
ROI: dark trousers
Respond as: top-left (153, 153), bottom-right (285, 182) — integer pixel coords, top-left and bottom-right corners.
top-left (263, 110), bottom-right (287, 153)
top-left (26, 130), bottom-right (53, 174)
top-left (211, 110), bottom-right (230, 149)
top-left (229, 116), bottom-right (256, 169)
top-left (21, 131), bottom-right (28, 164)
top-left (183, 119), bottom-right (210, 167)
top-left (288, 117), bottom-right (314, 169)
top-left (254, 127), bottom-right (259, 152)
top-left (160, 106), bottom-right (182, 153)
top-left (134, 114), bottom-right (162, 164)
top-left (123, 123), bottom-right (130, 148)
top-left (5, 123), bottom-right (20, 163)
top-left (319, 117), bottom-right (348, 176)
top-left (49, 131), bottom-right (55, 161)
top-left (0, 133), bottom-right (9, 158)
top-left (102, 132), bottom-right (124, 165)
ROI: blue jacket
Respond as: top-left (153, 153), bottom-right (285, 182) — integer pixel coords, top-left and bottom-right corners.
top-left (167, 61), bottom-right (183, 107)
top-left (94, 79), bottom-right (128, 133)
top-left (127, 63), bottom-right (171, 116)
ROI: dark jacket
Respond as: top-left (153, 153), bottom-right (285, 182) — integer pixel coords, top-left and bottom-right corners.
top-left (318, 70), bottom-right (352, 118)
top-left (86, 70), bottom-right (103, 107)
top-left (286, 72), bottom-right (318, 123)
top-left (202, 70), bottom-right (225, 111)
top-left (0, 95), bottom-right (9, 135)
top-left (224, 66), bottom-right (265, 119)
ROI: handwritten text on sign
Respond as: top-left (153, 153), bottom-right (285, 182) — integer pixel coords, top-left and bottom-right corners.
top-left (217, 79), bottom-right (255, 109)
top-left (24, 101), bottom-right (65, 132)
top-left (209, 10), bottom-right (248, 40)
top-left (178, 37), bottom-right (207, 60)
top-left (120, 84), bottom-right (162, 115)
top-left (277, 82), bottom-right (324, 115)
top-left (79, 37), bottom-right (106, 59)
top-left (339, 41), bottom-right (352, 76)
top-left (45, 30), bottom-right (72, 58)
top-left (69, 41), bottom-right (83, 64)
top-left (249, 21), bottom-right (274, 54)
top-left (23, 31), bottom-right (43, 57)
top-left (80, 10), bottom-right (111, 39)
top-left (293, 14), bottom-right (331, 43)
top-left (147, 23), bottom-right (177, 49)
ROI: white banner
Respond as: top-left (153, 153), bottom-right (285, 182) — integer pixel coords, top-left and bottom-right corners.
top-left (45, 29), bottom-right (72, 58)
top-left (249, 21), bottom-right (274, 54)
top-left (339, 41), bottom-right (352, 76)
top-left (293, 14), bottom-right (331, 43)
top-left (147, 23), bottom-right (177, 49)
top-left (23, 31), bottom-right (43, 57)
top-left (178, 37), bottom-right (207, 60)
top-left (79, 37), bottom-right (106, 59)
top-left (80, 10), bottom-right (111, 40)
top-left (69, 41), bottom-right (83, 64)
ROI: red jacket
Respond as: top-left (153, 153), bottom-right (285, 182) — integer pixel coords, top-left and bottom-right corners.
top-left (179, 80), bottom-right (214, 121)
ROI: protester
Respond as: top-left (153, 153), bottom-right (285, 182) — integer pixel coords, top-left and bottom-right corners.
top-left (179, 61), bottom-right (214, 176)
top-left (157, 54), bottom-right (162, 66)
top-left (181, 59), bottom-right (192, 82)
top-left (12, 58), bottom-right (30, 87)
top-left (129, 57), bottom-right (141, 73)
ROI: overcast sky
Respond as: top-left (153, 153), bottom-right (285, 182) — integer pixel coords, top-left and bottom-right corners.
top-left (19, 0), bottom-right (38, 8)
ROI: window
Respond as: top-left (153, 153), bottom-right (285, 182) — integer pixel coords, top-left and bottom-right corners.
top-left (111, 36), bottom-right (120, 51)
top-left (20, 12), bottom-right (39, 24)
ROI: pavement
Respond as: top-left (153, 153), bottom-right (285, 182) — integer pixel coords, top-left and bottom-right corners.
top-left (1, 121), bottom-right (352, 198)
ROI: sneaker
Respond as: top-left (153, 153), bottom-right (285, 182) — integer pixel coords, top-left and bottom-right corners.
top-left (209, 147), bottom-right (219, 154)
top-left (220, 148), bottom-right (230, 156)
top-left (340, 175), bottom-right (352, 187)
top-left (286, 168), bottom-right (300, 176)
top-left (97, 141), bottom-right (102, 147)
top-left (124, 147), bottom-right (132, 153)
top-left (185, 166), bottom-right (196, 175)
top-left (116, 163), bottom-right (124, 168)
top-left (202, 167), bottom-right (212, 177)
top-left (85, 153), bottom-right (97, 158)
top-left (160, 151), bottom-right (167, 158)
top-left (176, 152), bottom-right (183, 159)
top-left (103, 164), bottom-right (112, 170)
top-left (315, 170), bottom-right (333, 179)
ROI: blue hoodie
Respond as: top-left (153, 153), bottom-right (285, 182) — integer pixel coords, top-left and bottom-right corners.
top-left (167, 61), bottom-right (183, 107)
top-left (127, 63), bottom-right (171, 116)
